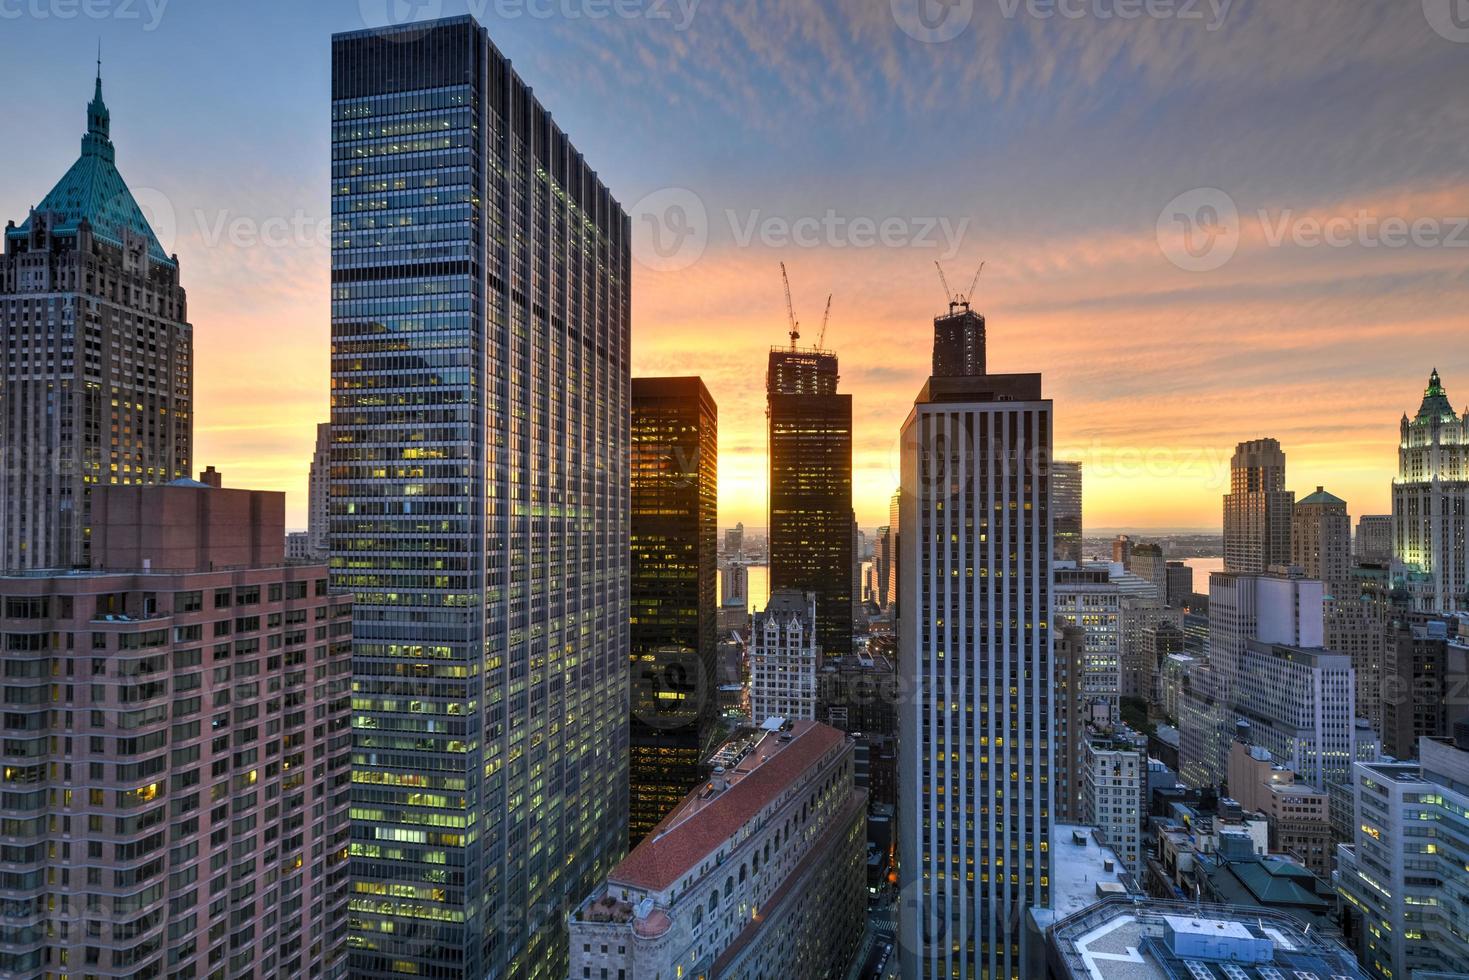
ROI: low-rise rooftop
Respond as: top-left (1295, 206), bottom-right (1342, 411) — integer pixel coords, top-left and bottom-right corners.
top-left (1047, 896), bottom-right (1366, 980)
top-left (1032, 824), bottom-right (1136, 934)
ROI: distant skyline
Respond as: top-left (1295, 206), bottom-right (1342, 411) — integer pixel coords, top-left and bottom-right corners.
top-left (2, 1), bottom-right (1464, 529)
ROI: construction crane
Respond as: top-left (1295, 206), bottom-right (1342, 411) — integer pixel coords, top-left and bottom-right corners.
top-left (935, 260), bottom-right (985, 312)
top-left (817, 294), bottom-right (832, 349)
top-left (780, 262), bottom-right (800, 349)
top-left (964, 262), bottom-right (985, 307)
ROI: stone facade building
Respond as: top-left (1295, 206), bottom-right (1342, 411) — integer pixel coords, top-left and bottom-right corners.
top-left (2, 71), bottom-right (192, 570)
top-left (1223, 438), bottom-right (1293, 574)
top-left (567, 721), bottom-right (866, 980)
top-left (0, 478), bottom-right (353, 978)
top-left (749, 590), bottom-right (819, 723)
top-left (1392, 369), bottom-right (1469, 612)
top-left (1293, 486), bottom-right (1352, 598)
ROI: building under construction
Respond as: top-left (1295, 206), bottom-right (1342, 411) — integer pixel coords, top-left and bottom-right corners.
top-left (767, 265), bottom-right (854, 658)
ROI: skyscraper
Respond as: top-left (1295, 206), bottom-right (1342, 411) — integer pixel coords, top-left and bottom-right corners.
top-left (932, 305), bottom-right (986, 378)
top-left (1380, 613), bottom-right (1469, 759)
top-left (1354, 514), bottom-right (1392, 564)
top-left (1, 70), bottom-right (192, 570)
top-left (1337, 733), bottom-right (1469, 980)
top-left (1130, 541), bottom-right (1165, 590)
top-left (721, 559), bottom-right (748, 609)
top-left (724, 521), bottom-right (744, 557)
top-left (1292, 486), bottom-right (1351, 597)
top-left (1164, 560), bottom-right (1194, 608)
top-left (1223, 438), bottom-right (1294, 573)
top-left (1052, 459), bottom-right (1083, 563)
top-left (874, 523), bottom-right (894, 608)
top-left (1054, 624), bottom-right (1090, 823)
top-left (628, 377), bottom-right (717, 846)
top-left (1053, 565), bottom-right (1122, 717)
top-left (330, 18), bottom-right (631, 977)
top-left (307, 419), bottom-right (330, 558)
top-left (1180, 571), bottom-right (1325, 786)
top-left (1327, 562), bottom-right (1392, 730)
top-left (1236, 640), bottom-right (1358, 790)
top-left (898, 304), bottom-right (1052, 979)
top-left (768, 344), bottom-right (853, 657)
top-left (887, 488), bottom-right (901, 617)
top-left (1392, 369), bottom-right (1469, 612)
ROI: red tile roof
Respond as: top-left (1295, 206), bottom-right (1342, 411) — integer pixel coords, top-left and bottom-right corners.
top-left (610, 721), bottom-right (847, 892)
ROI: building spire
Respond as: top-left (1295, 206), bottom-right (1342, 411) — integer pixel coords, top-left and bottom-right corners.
top-left (1428, 366), bottom-right (1443, 396)
top-left (84, 50), bottom-right (111, 153)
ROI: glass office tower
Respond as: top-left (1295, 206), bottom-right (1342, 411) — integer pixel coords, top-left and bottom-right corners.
top-left (767, 347), bottom-right (854, 658)
top-left (628, 377), bottom-right (718, 846)
top-left (331, 17), bottom-right (631, 978)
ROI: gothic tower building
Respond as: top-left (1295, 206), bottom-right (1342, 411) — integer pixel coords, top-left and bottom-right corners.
top-left (1, 69), bottom-right (192, 569)
top-left (1393, 369), bottom-right (1469, 612)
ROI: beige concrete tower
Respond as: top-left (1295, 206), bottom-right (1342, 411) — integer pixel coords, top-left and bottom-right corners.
top-left (1223, 438), bottom-right (1294, 573)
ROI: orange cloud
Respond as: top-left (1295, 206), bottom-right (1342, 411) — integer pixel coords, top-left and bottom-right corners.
top-left (186, 178), bottom-right (1469, 534)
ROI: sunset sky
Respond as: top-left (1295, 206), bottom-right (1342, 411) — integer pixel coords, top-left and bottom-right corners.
top-left (2, 1), bottom-right (1465, 531)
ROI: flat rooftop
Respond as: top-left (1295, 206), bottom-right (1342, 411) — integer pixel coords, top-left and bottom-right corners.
top-left (1048, 897), bottom-right (1366, 980)
top-left (1032, 825), bottom-right (1134, 934)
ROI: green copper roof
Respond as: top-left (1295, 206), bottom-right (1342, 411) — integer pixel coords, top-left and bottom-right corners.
top-left (7, 70), bottom-right (174, 268)
top-left (1414, 367), bottom-right (1456, 422)
top-left (1297, 486), bottom-right (1345, 507)
top-left (1227, 858), bottom-right (1328, 909)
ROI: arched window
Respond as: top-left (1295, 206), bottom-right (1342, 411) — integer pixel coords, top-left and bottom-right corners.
top-left (708, 890), bottom-right (719, 912)
top-left (726, 875), bottom-right (734, 895)
top-left (739, 864), bottom-right (747, 883)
